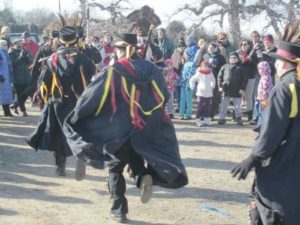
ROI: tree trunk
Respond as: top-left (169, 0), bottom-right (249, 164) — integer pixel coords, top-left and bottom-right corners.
top-left (287, 0), bottom-right (297, 23)
top-left (227, 0), bottom-right (241, 48)
top-left (79, 0), bottom-right (87, 26)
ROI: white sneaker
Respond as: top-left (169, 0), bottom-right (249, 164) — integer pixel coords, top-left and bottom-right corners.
top-left (204, 117), bottom-right (211, 126)
top-left (195, 118), bottom-right (202, 127)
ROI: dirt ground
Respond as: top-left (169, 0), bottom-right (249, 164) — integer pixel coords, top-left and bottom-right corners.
top-left (0, 105), bottom-right (256, 225)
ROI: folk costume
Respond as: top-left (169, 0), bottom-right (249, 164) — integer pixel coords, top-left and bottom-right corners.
top-left (75, 26), bottom-right (102, 67)
top-left (63, 33), bottom-right (188, 223)
top-left (232, 22), bottom-right (300, 225)
top-left (25, 26), bottom-right (96, 176)
top-left (127, 5), bottom-right (164, 68)
top-left (29, 30), bottom-right (59, 105)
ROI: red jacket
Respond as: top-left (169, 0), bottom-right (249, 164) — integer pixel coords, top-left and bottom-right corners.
top-left (21, 41), bottom-right (39, 59)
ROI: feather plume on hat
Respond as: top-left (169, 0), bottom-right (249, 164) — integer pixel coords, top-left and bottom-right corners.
top-left (269, 21), bottom-right (300, 79)
top-left (282, 21), bottom-right (300, 79)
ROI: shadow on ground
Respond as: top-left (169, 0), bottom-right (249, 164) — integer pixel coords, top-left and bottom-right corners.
top-left (182, 158), bottom-right (236, 170)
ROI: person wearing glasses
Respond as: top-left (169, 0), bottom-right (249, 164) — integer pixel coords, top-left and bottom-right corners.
top-left (216, 32), bottom-right (236, 62)
top-left (217, 52), bottom-right (248, 125)
top-left (237, 40), bottom-right (259, 121)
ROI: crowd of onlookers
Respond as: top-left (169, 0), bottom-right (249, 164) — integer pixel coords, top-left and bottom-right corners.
top-left (155, 28), bottom-right (276, 132)
top-left (0, 24), bottom-right (277, 134)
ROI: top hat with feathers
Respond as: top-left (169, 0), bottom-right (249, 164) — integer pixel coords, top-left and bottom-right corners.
top-left (269, 21), bottom-right (300, 63)
top-left (58, 26), bottom-right (78, 47)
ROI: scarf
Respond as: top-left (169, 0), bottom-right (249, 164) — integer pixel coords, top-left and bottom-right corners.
top-left (199, 68), bottom-right (211, 75)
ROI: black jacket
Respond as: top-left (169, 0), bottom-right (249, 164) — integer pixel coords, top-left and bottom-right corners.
top-left (217, 63), bottom-right (248, 98)
top-left (9, 47), bottom-right (32, 85)
top-left (252, 70), bottom-right (300, 225)
top-left (237, 49), bottom-right (258, 79)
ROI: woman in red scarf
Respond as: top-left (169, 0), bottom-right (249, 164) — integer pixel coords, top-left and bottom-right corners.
top-left (237, 40), bottom-right (259, 121)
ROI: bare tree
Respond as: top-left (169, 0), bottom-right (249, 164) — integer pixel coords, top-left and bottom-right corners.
top-left (171, 0), bottom-right (300, 46)
top-left (85, 0), bottom-right (131, 26)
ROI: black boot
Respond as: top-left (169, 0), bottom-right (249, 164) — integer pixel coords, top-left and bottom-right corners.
top-left (247, 110), bottom-right (253, 121)
top-left (232, 110), bottom-right (236, 122)
top-left (2, 105), bottom-right (14, 117)
top-left (56, 165), bottom-right (66, 176)
top-left (55, 153), bottom-right (66, 176)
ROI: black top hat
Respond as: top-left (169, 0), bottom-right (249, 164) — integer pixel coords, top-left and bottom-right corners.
top-left (22, 31), bottom-right (30, 38)
top-left (114, 33), bottom-right (137, 48)
top-left (58, 26), bottom-right (78, 47)
top-left (269, 41), bottom-right (300, 63)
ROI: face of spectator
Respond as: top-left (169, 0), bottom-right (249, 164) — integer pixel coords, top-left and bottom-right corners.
top-left (218, 35), bottom-right (228, 45)
top-left (158, 30), bottom-right (165, 39)
top-left (208, 44), bottom-right (216, 54)
top-left (92, 38), bottom-right (99, 46)
top-left (229, 55), bottom-right (238, 64)
top-left (137, 36), bottom-right (147, 46)
top-left (263, 40), bottom-right (273, 50)
top-left (258, 67), bottom-right (264, 76)
top-left (177, 46), bottom-right (185, 53)
top-left (104, 35), bottom-right (112, 44)
top-left (186, 38), bottom-right (193, 46)
top-left (166, 62), bottom-right (173, 70)
top-left (241, 41), bottom-right (250, 52)
top-left (1, 31), bottom-right (9, 38)
top-left (251, 33), bottom-right (260, 43)
top-left (201, 64), bottom-right (210, 71)
top-left (24, 37), bottom-right (32, 44)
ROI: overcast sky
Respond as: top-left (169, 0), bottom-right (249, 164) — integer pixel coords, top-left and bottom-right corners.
top-left (6, 0), bottom-right (187, 23)
top-left (1, 0), bottom-right (271, 35)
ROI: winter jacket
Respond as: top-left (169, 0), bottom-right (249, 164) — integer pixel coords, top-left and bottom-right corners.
top-left (21, 41), bottom-right (40, 59)
top-left (257, 73), bottom-right (273, 101)
top-left (189, 70), bottom-right (215, 98)
top-left (180, 45), bottom-right (198, 88)
top-left (9, 47), bottom-right (32, 85)
top-left (158, 36), bottom-right (174, 60)
top-left (218, 63), bottom-right (248, 98)
top-left (237, 49), bottom-right (258, 79)
top-left (0, 50), bottom-right (13, 104)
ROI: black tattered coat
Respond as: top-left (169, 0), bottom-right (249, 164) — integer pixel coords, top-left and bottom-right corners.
top-left (26, 46), bottom-right (95, 157)
top-left (252, 70), bottom-right (300, 225)
top-left (63, 56), bottom-right (188, 189)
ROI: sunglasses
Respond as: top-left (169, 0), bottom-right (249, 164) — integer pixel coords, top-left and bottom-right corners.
top-left (219, 38), bottom-right (226, 41)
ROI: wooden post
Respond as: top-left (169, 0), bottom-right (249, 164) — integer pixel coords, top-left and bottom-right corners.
top-left (86, 1), bottom-right (90, 44)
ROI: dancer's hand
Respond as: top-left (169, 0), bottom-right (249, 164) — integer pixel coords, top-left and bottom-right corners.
top-left (231, 155), bottom-right (260, 180)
